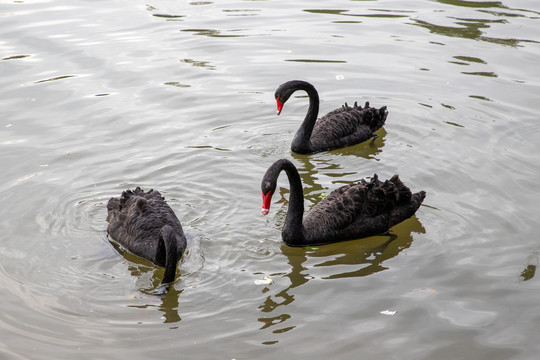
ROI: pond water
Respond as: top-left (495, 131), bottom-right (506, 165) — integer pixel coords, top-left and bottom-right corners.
top-left (1, 0), bottom-right (540, 359)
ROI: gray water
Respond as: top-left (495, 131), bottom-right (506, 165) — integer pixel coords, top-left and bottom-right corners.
top-left (1, 0), bottom-right (540, 359)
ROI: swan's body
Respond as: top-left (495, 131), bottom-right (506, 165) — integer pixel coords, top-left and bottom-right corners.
top-left (275, 80), bottom-right (388, 154)
top-left (107, 187), bottom-right (186, 285)
top-left (261, 159), bottom-right (426, 246)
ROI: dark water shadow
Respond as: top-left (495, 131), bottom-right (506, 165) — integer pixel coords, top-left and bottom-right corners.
top-left (109, 240), bottom-right (184, 323)
top-left (410, 1), bottom-right (540, 47)
top-left (321, 127), bottom-right (387, 160)
top-left (303, 8), bottom-right (412, 20)
top-left (146, 285), bottom-right (183, 324)
top-left (290, 128), bottom-right (386, 162)
top-left (257, 215), bottom-right (425, 334)
top-left (285, 59), bottom-right (347, 64)
top-left (520, 251), bottom-right (538, 282)
top-left (181, 28), bottom-right (246, 38)
top-left (127, 284), bottom-right (184, 324)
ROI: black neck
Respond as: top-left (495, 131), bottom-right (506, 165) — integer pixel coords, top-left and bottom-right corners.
top-left (267, 159), bottom-right (305, 244)
top-left (290, 82), bottom-right (319, 153)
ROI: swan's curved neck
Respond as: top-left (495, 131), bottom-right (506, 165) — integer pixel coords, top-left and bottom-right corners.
top-left (291, 83), bottom-right (319, 153)
top-left (271, 160), bottom-right (305, 244)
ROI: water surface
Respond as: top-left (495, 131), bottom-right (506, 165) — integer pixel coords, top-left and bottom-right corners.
top-left (1, 0), bottom-right (540, 359)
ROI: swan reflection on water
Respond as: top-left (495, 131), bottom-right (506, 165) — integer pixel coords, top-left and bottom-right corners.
top-left (108, 240), bottom-right (183, 323)
top-left (108, 229), bottom-right (204, 324)
top-left (257, 215), bottom-right (426, 336)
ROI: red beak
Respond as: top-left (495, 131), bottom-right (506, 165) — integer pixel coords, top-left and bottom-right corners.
top-left (276, 98), bottom-right (283, 115)
top-left (261, 192), bottom-right (272, 215)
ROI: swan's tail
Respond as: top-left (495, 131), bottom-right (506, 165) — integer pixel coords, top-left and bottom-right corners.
top-left (367, 174), bottom-right (412, 204)
top-left (339, 101), bottom-right (387, 132)
top-left (158, 225), bottom-right (179, 285)
top-left (360, 103), bottom-right (387, 132)
top-left (411, 190), bottom-right (427, 209)
top-left (358, 175), bottom-right (425, 217)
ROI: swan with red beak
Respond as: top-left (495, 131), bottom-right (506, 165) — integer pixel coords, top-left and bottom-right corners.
top-left (260, 158), bottom-right (426, 247)
top-left (273, 80), bottom-right (388, 154)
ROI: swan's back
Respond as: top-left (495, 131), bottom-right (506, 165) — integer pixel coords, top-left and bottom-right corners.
top-left (310, 102), bottom-right (388, 152)
top-left (302, 175), bottom-right (425, 244)
top-left (106, 187), bottom-right (186, 266)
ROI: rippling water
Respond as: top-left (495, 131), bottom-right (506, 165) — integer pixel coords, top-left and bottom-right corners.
top-left (1, 0), bottom-right (540, 359)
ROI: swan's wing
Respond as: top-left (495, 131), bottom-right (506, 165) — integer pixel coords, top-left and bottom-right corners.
top-left (311, 102), bottom-right (387, 145)
top-left (303, 182), bottom-right (367, 234)
top-left (303, 175), bottom-right (413, 235)
top-left (109, 188), bottom-right (181, 241)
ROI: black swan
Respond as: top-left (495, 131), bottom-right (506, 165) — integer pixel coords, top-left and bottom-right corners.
top-left (274, 80), bottom-right (388, 154)
top-left (261, 159), bottom-right (426, 246)
top-left (107, 187), bottom-right (187, 286)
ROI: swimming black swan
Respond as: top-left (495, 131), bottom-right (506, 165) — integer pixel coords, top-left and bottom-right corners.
top-left (107, 187), bottom-right (187, 286)
top-left (261, 159), bottom-right (426, 246)
top-left (274, 80), bottom-right (388, 154)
